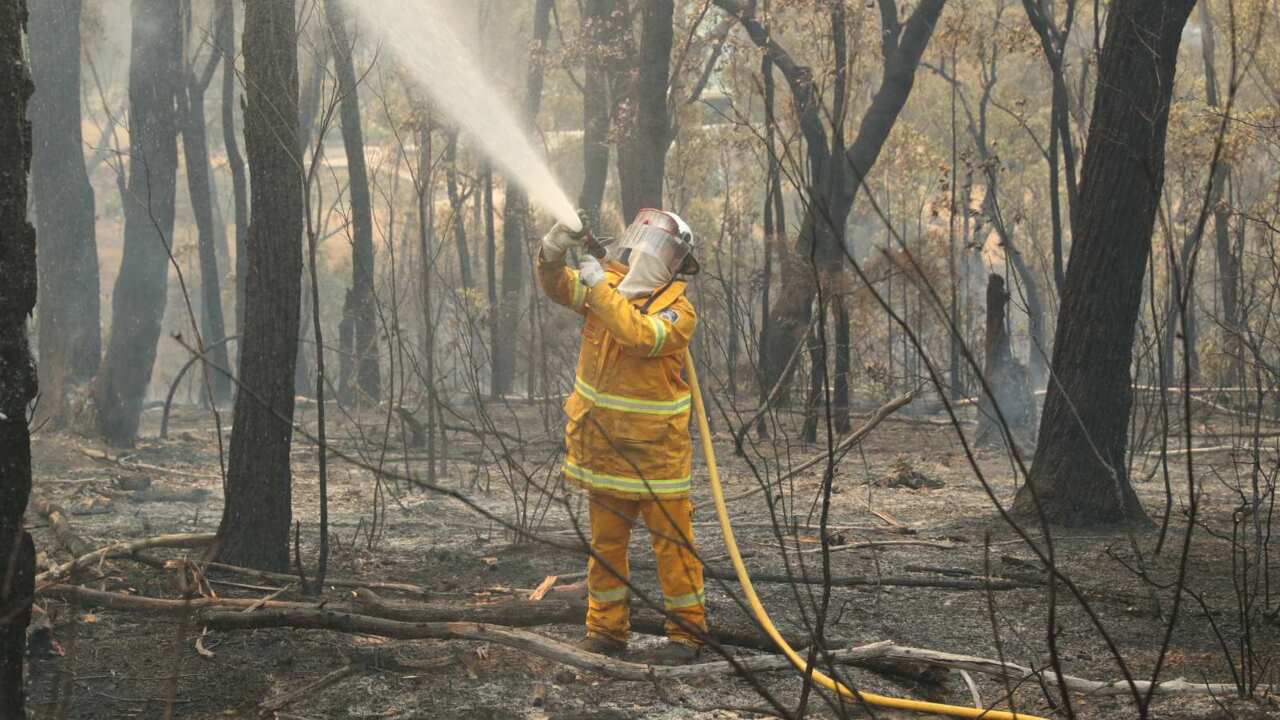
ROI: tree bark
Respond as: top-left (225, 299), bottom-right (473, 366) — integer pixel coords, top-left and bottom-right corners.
top-left (493, 0), bottom-right (554, 398)
top-left (217, 0), bottom-right (249, 347)
top-left (324, 0), bottom-right (379, 404)
top-left (616, 0), bottom-right (673, 221)
top-left (94, 0), bottom-right (182, 447)
top-left (217, 0), bottom-right (302, 571)
top-left (178, 19), bottom-right (232, 406)
top-left (29, 0), bottom-right (101, 429)
top-left (1016, 0), bottom-right (1197, 526)
top-left (0, 1), bottom-right (37, 710)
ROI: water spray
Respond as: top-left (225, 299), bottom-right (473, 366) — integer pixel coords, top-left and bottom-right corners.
top-left (346, 0), bottom-right (582, 232)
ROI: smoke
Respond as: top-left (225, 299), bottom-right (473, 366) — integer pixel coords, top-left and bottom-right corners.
top-left (344, 0), bottom-right (582, 231)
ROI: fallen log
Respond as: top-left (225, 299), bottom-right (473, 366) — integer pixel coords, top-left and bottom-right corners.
top-left (36, 533), bottom-right (216, 586)
top-left (29, 495), bottom-right (94, 558)
top-left (203, 606), bottom-right (895, 682)
top-left (353, 588), bottom-right (811, 653)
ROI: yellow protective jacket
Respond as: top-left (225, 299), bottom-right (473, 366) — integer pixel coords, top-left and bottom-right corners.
top-left (537, 250), bottom-right (697, 500)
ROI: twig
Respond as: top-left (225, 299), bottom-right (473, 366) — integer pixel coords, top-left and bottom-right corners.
top-left (36, 533), bottom-right (216, 586)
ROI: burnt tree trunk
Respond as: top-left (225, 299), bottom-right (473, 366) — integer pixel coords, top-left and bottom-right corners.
top-left (616, 0), bottom-right (672, 221)
top-left (178, 16), bottom-right (232, 406)
top-left (217, 0), bottom-right (249, 345)
top-left (975, 274), bottom-right (1032, 449)
top-left (1016, 0), bottom-right (1197, 526)
top-left (493, 0), bottom-right (554, 398)
top-left (0, 1), bottom-right (37, 710)
top-left (217, 0), bottom-right (302, 571)
top-left (94, 0), bottom-right (182, 447)
top-left (578, 0), bottom-right (622, 223)
top-left (325, 0), bottom-right (379, 404)
top-left (29, 0), bottom-right (101, 429)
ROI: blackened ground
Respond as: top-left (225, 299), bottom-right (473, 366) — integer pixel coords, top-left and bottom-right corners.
top-left (22, 398), bottom-right (1280, 719)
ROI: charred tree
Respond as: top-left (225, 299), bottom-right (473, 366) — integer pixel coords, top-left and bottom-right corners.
top-left (578, 0), bottom-right (623, 223)
top-left (1015, 0), bottom-right (1197, 526)
top-left (715, 0), bottom-right (946, 396)
top-left (217, 0), bottom-right (249, 344)
top-left (0, 1), bottom-right (37, 710)
top-left (324, 0), bottom-right (379, 404)
top-left (94, 0), bottom-right (182, 447)
top-left (445, 131), bottom-right (475, 291)
top-left (178, 3), bottom-right (232, 405)
top-left (217, 0), bottom-right (302, 571)
top-left (975, 275), bottom-right (1032, 449)
top-left (616, 0), bottom-right (673, 221)
top-left (29, 0), bottom-right (101, 428)
top-left (493, 0), bottom-right (554, 398)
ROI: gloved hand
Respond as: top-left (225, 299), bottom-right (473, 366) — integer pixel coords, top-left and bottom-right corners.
top-left (578, 255), bottom-right (605, 288)
top-left (540, 222), bottom-right (580, 261)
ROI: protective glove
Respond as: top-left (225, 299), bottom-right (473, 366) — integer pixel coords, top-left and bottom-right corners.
top-left (540, 221), bottom-right (580, 261)
top-left (578, 255), bottom-right (606, 288)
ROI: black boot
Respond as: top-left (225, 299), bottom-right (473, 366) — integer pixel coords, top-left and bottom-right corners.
top-left (576, 633), bottom-right (628, 657)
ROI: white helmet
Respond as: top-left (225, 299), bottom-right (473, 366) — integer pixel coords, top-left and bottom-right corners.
top-left (615, 209), bottom-right (700, 277)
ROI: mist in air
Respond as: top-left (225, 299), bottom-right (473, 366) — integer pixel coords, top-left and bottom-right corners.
top-left (346, 0), bottom-right (582, 231)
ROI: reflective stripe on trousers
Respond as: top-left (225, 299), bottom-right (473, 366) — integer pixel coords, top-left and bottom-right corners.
top-left (585, 491), bottom-right (706, 646)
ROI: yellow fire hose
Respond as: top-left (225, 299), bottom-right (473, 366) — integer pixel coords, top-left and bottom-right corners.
top-left (685, 350), bottom-right (1045, 720)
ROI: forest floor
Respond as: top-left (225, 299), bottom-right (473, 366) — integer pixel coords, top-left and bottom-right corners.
top-left (21, 396), bottom-right (1280, 719)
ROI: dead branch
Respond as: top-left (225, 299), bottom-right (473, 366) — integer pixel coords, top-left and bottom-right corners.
top-left (878, 644), bottom-right (1267, 697)
top-left (258, 664), bottom-right (362, 715)
top-left (204, 605), bottom-right (896, 681)
top-left (203, 561), bottom-right (432, 597)
top-left (698, 565), bottom-right (1039, 591)
top-left (36, 533), bottom-right (216, 586)
top-left (40, 584), bottom-right (332, 614)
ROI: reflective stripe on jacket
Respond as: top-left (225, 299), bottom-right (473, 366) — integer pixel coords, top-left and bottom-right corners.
top-left (537, 250), bottom-right (697, 499)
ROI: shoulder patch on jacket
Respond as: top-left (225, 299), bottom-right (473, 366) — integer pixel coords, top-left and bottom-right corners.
top-left (657, 308), bottom-right (679, 324)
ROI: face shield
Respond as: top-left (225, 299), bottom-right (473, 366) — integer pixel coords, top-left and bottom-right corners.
top-left (614, 209), bottom-right (700, 277)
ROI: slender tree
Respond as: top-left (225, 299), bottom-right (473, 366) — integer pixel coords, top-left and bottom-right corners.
top-left (616, 0), bottom-right (673, 221)
top-left (178, 0), bottom-right (232, 405)
top-left (29, 0), bottom-right (102, 428)
top-left (324, 0), bottom-right (379, 403)
top-left (578, 0), bottom-right (622, 223)
top-left (216, 0), bottom-right (302, 570)
top-left (0, 0), bottom-right (37, 710)
top-left (1015, 0), bottom-right (1198, 525)
top-left (94, 0), bottom-right (182, 447)
top-left (216, 0), bottom-right (249, 341)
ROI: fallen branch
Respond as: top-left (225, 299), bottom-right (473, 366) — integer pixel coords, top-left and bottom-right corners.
top-left (353, 588), bottom-right (809, 653)
top-left (36, 533), bottom-right (216, 586)
top-left (203, 561), bottom-right (432, 597)
top-left (879, 643), bottom-right (1267, 697)
top-left (204, 606), bottom-right (895, 681)
top-left (40, 584), bottom-right (330, 614)
top-left (697, 565), bottom-right (1038, 591)
top-left (29, 495), bottom-right (94, 558)
top-left (258, 664), bottom-right (361, 714)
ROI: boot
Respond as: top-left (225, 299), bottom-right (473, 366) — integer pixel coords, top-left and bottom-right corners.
top-left (576, 633), bottom-right (627, 657)
top-left (642, 640), bottom-right (702, 666)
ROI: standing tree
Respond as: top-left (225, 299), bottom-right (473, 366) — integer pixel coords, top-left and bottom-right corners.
top-left (178, 0), bottom-right (232, 405)
top-left (216, 0), bottom-right (249, 339)
top-left (0, 0), bottom-right (37, 710)
top-left (324, 0), bottom-right (379, 404)
top-left (492, 0), bottom-right (554, 398)
top-left (216, 0), bottom-right (302, 570)
top-left (1015, 0), bottom-right (1198, 526)
top-left (29, 0), bottom-right (102, 429)
top-left (616, 0), bottom-right (673, 221)
top-left (94, 0), bottom-right (182, 446)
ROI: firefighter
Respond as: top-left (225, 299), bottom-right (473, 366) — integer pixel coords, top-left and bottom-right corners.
top-left (537, 209), bottom-right (706, 665)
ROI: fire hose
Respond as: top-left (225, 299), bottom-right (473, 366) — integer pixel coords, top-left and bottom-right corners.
top-left (684, 349), bottom-right (1045, 720)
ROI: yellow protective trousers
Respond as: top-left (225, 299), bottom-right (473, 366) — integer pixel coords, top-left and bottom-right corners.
top-left (585, 491), bottom-right (707, 647)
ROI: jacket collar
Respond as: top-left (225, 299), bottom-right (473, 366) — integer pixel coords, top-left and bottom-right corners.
top-left (604, 261), bottom-right (686, 311)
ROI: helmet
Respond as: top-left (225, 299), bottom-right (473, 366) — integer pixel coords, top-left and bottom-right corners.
top-left (615, 209), bottom-right (700, 277)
